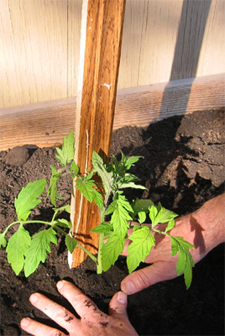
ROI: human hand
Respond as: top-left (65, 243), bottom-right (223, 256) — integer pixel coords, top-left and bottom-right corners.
top-left (121, 194), bottom-right (225, 295)
top-left (20, 280), bottom-right (138, 336)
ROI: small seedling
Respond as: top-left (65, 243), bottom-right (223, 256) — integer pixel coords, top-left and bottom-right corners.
top-left (0, 131), bottom-right (194, 288)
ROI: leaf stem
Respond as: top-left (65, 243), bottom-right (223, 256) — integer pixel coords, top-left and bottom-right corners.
top-left (1, 221), bottom-right (21, 236)
top-left (22, 220), bottom-right (54, 226)
top-left (153, 228), bottom-right (175, 240)
top-left (53, 225), bottom-right (68, 236)
top-left (76, 242), bottom-right (98, 263)
top-left (53, 225), bottom-right (98, 263)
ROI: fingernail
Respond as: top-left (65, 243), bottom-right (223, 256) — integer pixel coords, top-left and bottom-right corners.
top-left (123, 281), bottom-right (136, 295)
top-left (57, 281), bottom-right (64, 290)
top-left (117, 291), bottom-right (127, 304)
top-left (29, 294), bottom-right (38, 304)
top-left (21, 318), bottom-right (30, 327)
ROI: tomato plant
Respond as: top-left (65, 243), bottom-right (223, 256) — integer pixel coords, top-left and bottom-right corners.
top-left (0, 131), bottom-right (194, 288)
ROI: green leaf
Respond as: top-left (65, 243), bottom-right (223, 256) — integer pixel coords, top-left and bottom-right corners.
top-left (118, 182), bottom-right (147, 190)
top-left (126, 226), bottom-right (155, 274)
top-left (165, 219), bottom-right (176, 232)
top-left (86, 172), bottom-right (95, 180)
top-left (133, 224), bottom-right (142, 232)
top-left (54, 218), bottom-right (72, 228)
top-left (92, 190), bottom-right (104, 210)
top-left (111, 208), bottom-right (131, 238)
top-left (70, 160), bottom-right (79, 175)
top-left (149, 203), bottom-right (178, 227)
top-left (6, 225), bottom-right (31, 275)
top-left (105, 193), bottom-right (133, 214)
top-left (76, 177), bottom-right (96, 203)
top-left (111, 155), bottom-right (120, 172)
top-left (56, 131), bottom-right (75, 166)
top-left (52, 204), bottom-right (71, 221)
top-left (120, 151), bottom-right (127, 165)
top-left (118, 174), bottom-right (140, 185)
top-left (138, 211), bottom-right (146, 223)
top-left (47, 166), bottom-right (63, 206)
top-left (106, 194), bottom-right (133, 238)
top-left (170, 236), bottom-right (195, 289)
top-left (149, 204), bottom-right (158, 224)
top-left (116, 153), bottom-right (143, 178)
top-left (132, 198), bottom-right (154, 217)
top-left (54, 204), bottom-right (71, 214)
top-left (65, 235), bottom-right (78, 253)
top-left (24, 228), bottom-right (57, 277)
top-left (64, 204), bottom-right (71, 213)
top-left (123, 155), bottom-right (143, 169)
top-left (101, 232), bottom-right (125, 272)
top-left (15, 179), bottom-right (46, 221)
top-left (0, 233), bottom-right (7, 248)
top-left (92, 151), bottom-right (114, 202)
top-left (90, 222), bottom-right (112, 234)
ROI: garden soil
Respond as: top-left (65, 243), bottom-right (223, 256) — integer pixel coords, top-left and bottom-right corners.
top-left (0, 108), bottom-right (224, 336)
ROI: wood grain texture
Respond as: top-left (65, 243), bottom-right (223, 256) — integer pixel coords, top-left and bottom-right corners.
top-left (0, 98), bottom-right (77, 149)
top-left (115, 73), bottom-right (225, 128)
top-left (1, 0), bottom-right (224, 108)
top-left (1, 73), bottom-right (224, 151)
top-left (0, 0), bottom-right (68, 107)
top-left (67, 0), bottom-right (82, 98)
top-left (119, 0), bottom-right (225, 87)
top-left (71, 0), bottom-right (126, 267)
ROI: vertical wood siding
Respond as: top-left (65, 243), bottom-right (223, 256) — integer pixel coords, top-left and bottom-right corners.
top-left (0, 0), bottom-right (224, 108)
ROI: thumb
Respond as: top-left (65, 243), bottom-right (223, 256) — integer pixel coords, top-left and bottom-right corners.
top-left (108, 291), bottom-right (129, 320)
top-left (121, 261), bottom-right (177, 294)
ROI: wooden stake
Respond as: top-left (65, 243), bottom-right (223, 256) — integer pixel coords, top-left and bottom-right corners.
top-left (71, 0), bottom-right (126, 267)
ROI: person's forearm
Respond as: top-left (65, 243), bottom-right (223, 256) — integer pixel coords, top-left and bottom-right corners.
top-left (174, 193), bottom-right (225, 259)
top-left (193, 193), bottom-right (225, 246)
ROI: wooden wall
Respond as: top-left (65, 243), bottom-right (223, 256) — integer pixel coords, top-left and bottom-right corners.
top-left (1, 0), bottom-right (224, 109)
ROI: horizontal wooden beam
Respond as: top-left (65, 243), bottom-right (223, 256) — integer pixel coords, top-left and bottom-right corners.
top-left (0, 73), bottom-right (224, 151)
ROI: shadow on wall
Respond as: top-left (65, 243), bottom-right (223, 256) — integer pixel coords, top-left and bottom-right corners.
top-left (160, 0), bottom-right (212, 118)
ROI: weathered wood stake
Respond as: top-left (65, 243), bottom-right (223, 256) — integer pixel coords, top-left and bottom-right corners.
top-left (71, 0), bottom-right (126, 267)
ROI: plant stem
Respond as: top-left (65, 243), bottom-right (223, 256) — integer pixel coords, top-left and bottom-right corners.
top-left (97, 233), bottom-right (104, 274)
top-left (96, 208), bottom-right (107, 274)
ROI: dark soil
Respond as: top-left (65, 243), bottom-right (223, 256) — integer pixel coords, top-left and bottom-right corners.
top-left (0, 108), bottom-right (224, 336)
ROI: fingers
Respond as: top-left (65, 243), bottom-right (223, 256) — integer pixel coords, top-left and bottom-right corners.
top-left (21, 281), bottom-right (105, 336)
top-left (56, 280), bottom-right (101, 319)
top-left (27, 291), bottom-right (78, 334)
top-left (121, 261), bottom-right (177, 294)
top-left (20, 317), bottom-right (67, 336)
top-left (122, 238), bottom-right (132, 256)
top-left (108, 292), bottom-right (139, 336)
top-left (20, 281), bottom-right (137, 336)
top-left (108, 291), bottom-right (128, 320)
